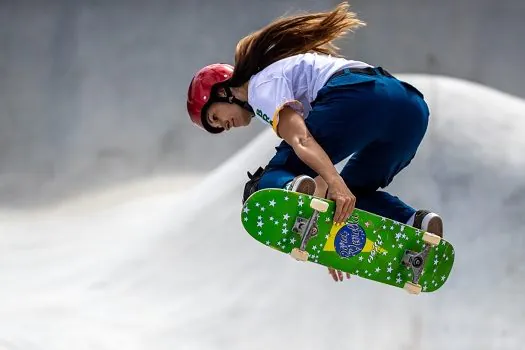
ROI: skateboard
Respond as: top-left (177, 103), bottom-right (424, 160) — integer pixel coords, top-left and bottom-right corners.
top-left (241, 188), bottom-right (455, 294)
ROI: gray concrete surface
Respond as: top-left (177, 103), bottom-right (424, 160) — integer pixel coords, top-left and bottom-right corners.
top-left (0, 75), bottom-right (524, 349)
top-left (1, 0), bottom-right (523, 206)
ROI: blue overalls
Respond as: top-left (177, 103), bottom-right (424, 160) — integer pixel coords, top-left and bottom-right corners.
top-left (256, 67), bottom-right (430, 224)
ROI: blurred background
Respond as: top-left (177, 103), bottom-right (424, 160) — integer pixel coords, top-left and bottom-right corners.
top-left (1, 1), bottom-right (524, 350)
top-left (1, 0), bottom-right (524, 208)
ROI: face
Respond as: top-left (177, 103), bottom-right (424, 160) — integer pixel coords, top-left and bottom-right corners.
top-left (206, 102), bottom-right (252, 131)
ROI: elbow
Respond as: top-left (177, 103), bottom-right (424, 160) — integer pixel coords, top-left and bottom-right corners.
top-left (297, 133), bottom-right (313, 148)
top-left (292, 132), bottom-right (314, 151)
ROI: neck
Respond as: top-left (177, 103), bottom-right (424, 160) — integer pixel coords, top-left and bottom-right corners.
top-left (231, 82), bottom-right (249, 102)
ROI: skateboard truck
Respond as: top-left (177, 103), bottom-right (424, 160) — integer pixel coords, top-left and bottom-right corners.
top-left (402, 232), bottom-right (442, 294)
top-left (290, 198), bottom-right (329, 262)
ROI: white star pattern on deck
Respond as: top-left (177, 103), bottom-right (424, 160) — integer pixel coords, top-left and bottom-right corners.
top-left (243, 192), bottom-right (452, 291)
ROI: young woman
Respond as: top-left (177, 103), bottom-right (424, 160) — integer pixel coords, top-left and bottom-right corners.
top-left (186, 2), bottom-right (443, 282)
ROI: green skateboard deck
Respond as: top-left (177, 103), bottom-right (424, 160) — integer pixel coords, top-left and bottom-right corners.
top-left (241, 188), bottom-right (455, 294)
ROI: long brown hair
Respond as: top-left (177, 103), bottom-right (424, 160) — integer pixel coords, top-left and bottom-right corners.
top-left (229, 2), bottom-right (366, 87)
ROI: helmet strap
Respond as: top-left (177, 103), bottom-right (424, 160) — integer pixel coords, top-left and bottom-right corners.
top-left (223, 86), bottom-right (254, 115)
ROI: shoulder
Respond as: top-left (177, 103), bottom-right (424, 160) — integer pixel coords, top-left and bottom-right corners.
top-left (249, 52), bottom-right (352, 84)
top-left (248, 60), bottom-right (289, 89)
top-left (247, 63), bottom-right (291, 106)
top-left (246, 54), bottom-right (308, 90)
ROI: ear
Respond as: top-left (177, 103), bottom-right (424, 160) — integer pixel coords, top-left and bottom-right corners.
top-left (216, 87), bottom-right (227, 98)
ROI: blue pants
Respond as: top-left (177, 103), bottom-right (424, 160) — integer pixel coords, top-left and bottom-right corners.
top-left (257, 68), bottom-right (430, 224)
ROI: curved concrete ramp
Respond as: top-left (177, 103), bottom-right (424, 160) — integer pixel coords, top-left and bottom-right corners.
top-left (0, 75), bottom-right (524, 350)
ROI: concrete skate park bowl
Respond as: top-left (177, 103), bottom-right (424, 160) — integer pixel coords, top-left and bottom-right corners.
top-left (0, 75), bottom-right (524, 349)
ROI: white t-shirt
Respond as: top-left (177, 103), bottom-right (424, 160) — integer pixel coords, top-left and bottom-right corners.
top-left (247, 52), bottom-right (372, 134)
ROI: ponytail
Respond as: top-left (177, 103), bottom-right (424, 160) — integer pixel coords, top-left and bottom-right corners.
top-left (229, 2), bottom-right (365, 87)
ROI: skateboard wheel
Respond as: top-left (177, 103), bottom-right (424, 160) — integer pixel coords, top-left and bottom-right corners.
top-left (310, 198), bottom-right (329, 213)
top-left (422, 232), bottom-right (441, 246)
top-left (403, 282), bottom-right (422, 295)
top-left (290, 248), bottom-right (309, 262)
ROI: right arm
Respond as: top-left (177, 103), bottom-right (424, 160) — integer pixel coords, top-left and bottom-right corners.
top-left (276, 106), bottom-right (356, 224)
top-left (250, 76), bottom-right (355, 223)
top-left (278, 108), bottom-right (353, 283)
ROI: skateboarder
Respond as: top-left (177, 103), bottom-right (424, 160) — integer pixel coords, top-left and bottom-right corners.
top-left (186, 2), bottom-right (444, 281)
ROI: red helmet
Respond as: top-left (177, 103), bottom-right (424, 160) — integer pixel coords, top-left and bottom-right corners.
top-left (187, 63), bottom-right (234, 134)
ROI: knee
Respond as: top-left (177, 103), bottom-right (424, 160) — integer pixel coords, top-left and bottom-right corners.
top-left (242, 166), bottom-right (297, 203)
top-left (242, 167), bottom-right (266, 204)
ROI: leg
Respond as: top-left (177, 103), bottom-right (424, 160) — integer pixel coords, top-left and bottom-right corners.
top-left (333, 73), bottom-right (433, 223)
top-left (257, 141), bottom-right (316, 190)
top-left (338, 143), bottom-right (417, 224)
top-left (256, 138), bottom-right (417, 222)
top-left (242, 141), bottom-right (318, 203)
top-left (339, 120), bottom-right (443, 235)
top-left (355, 190), bottom-right (416, 224)
top-left (343, 154), bottom-right (444, 237)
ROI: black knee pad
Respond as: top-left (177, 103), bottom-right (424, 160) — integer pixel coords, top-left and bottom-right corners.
top-left (242, 166), bottom-right (266, 204)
